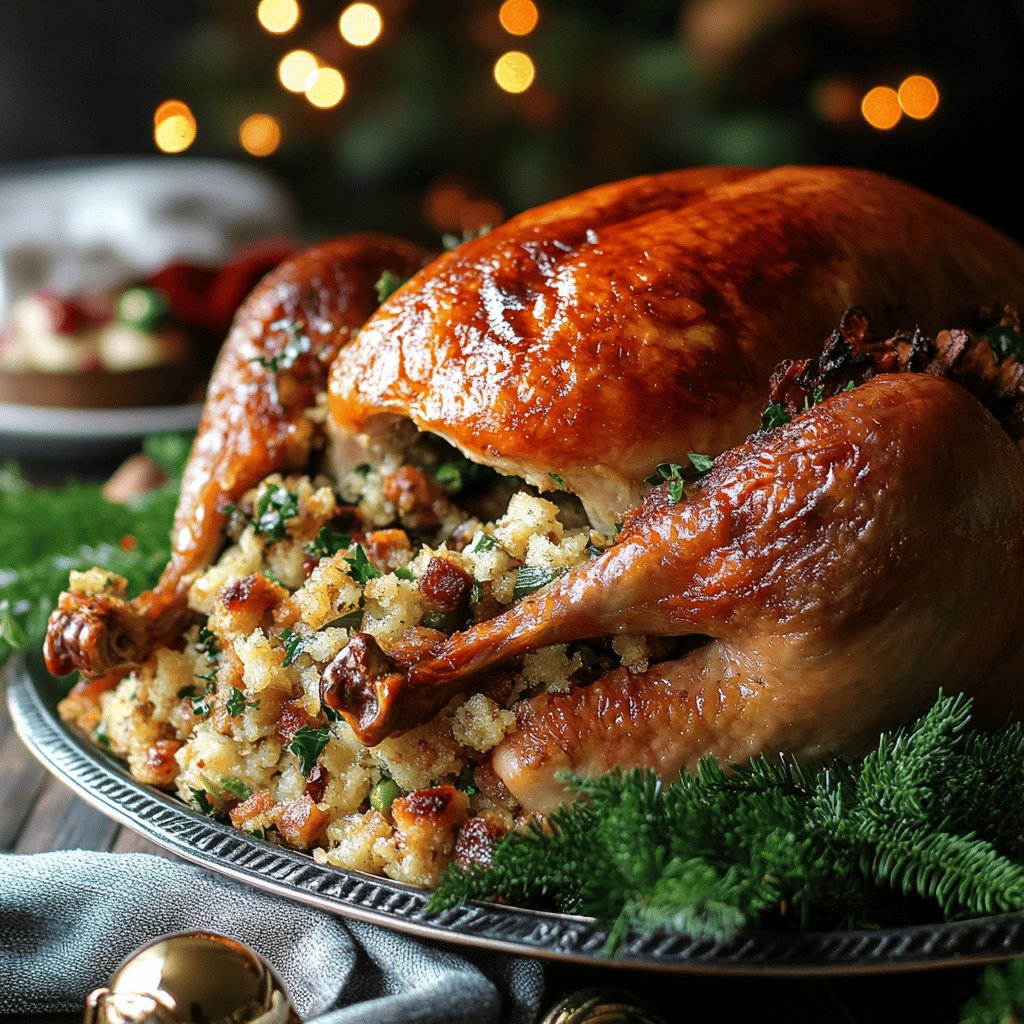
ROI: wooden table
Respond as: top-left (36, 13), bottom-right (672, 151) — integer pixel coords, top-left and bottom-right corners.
top-left (0, 661), bottom-right (997, 1024)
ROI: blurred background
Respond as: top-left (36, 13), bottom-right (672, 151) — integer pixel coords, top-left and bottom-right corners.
top-left (3, 0), bottom-right (1023, 242)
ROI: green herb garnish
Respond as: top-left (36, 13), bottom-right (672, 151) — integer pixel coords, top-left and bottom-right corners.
top-left (470, 533), bottom-right (498, 553)
top-left (434, 454), bottom-right (485, 495)
top-left (441, 225), bottom-right (492, 250)
top-left (190, 695), bottom-right (211, 716)
top-left (547, 472), bottom-right (565, 490)
top-left (306, 526), bottom-right (352, 559)
top-left (196, 625), bottom-right (220, 661)
top-left (251, 320), bottom-right (311, 373)
top-left (395, 565), bottom-right (415, 581)
top-left (286, 725), bottom-right (332, 775)
top-left (655, 463), bottom-right (685, 504)
top-left (374, 270), bottom-right (408, 304)
top-left (254, 484), bottom-right (300, 542)
top-left (688, 453), bottom-right (715, 474)
top-left (280, 627), bottom-right (312, 667)
top-left (344, 544), bottom-right (382, 584)
top-left (226, 689), bottom-right (260, 717)
top-left (190, 788), bottom-right (214, 815)
top-left (513, 566), bottom-right (566, 600)
top-left (985, 323), bottom-right (1024, 363)
top-left (760, 403), bottom-right (791, 431)
top-left (220, 777), bottom-right (252, 802)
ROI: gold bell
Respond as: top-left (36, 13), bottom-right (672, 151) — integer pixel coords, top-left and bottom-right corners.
top-left (540, 987), bottom-right (667, 1024)
top-left (84, 931), bottom-right (300, 1024)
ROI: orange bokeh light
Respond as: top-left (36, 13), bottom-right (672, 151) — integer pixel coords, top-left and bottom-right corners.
top-left (257, 0), bottom-right (300, 34)
top-left (898, 75), bottom-right (940, 120)
top-left (499, 0), bottom-right (539, 36)
top-left (305, 66), bottom-right (346, 108)
top-left (339, 3), bottom-right (383, 46)
top-left (861, 86), bottom-right (902, 130)
top-left (239, 114), bottom-right (282, 157)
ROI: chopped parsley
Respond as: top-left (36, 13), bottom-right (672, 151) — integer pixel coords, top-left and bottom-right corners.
top-left (470, 581), bottom-right (483, 604)
top-left (196, 625), bottom-right (220, 661)
top-left (843, 380), bottom-right (857, 392)
top-left (803, 384), bottom-right (827, 411)
top-left (190, 788), bottom-right (214, 815)
top-left (220, 777), bottom-right (252, 802)
top-left (280, 627), bottom-right (312, 667)
top-left (250, 320), bottom-right (311, 373)
top-left (286, 725), bottom-right (332, 775)
top-left (190, 695), bottom-right (211, 717)
top-left (374, 270), bottom-right (408, 304)
top-left (513, 566), bottom-right (567, 600)
top-left (93, 724), bottom-right (111, 751)
top-left (344, 544), bottom-right (382, 583)
top-left (254, 484), bottom-right (300, 542)
top-left (226, 689), bottom-right (260, 717)
top-left (455, 765), bottom-right (478, 798)
top-left (760, 403), bottom-right (791, 431)
top-left (688, 453), bottom-right (715, 474)
top-left (547, 472), bottom-right (566, 490)
top-left (656, 463), bottom-right (686, 504)
top-left (395, 565), bottom-right (415, 581)
top-left (435, 455), bottom-right (485, 495)
top-left (220, 501), bottom-right (249, 534)
top-left (470, 532), bottom-right (498, 553)
top-left (306, 526), bottom-right (351, 559)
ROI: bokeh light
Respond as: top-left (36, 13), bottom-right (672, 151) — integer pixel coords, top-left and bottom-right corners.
top-left (305, 66), bottom-right (346, 108)
top-left (493, 51), bottom-right (536, 94)
top-left (499, 0), bottom-right (539, 36)
top-left (154, 115), bottom-right (196, 154)
top-left (861, 86), bottom-right (902, 130)
top-left (257, 0), bottom-right (300, 34)
top-left (153, 100), bottom-right (196, 154)
top-left (339, 3), bottom-right (383, 46)
top-left (278, 49), bottom-right (319, 92)
top-left (239, 114), bottom-right (282, 156)
top-left (898, 75), bottom-right (940, 120)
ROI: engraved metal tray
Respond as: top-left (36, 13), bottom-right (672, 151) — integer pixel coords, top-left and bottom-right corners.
top-left (10, 659), bottom-right (1024, 976)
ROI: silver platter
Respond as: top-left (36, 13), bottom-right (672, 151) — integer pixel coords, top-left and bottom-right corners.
top-left (9, 659), bottom-right (1024, 976)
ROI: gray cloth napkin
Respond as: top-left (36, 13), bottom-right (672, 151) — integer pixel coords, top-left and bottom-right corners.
top-left (0, 851), bottom-right (545, 1022)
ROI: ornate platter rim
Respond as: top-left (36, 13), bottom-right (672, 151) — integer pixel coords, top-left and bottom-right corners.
top-left (9, 660), bottom-right (1024, 976)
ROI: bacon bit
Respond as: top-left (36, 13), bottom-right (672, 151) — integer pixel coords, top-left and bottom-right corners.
top-left (419, 556), bottom-right (472, 611)
top-left (218, 574), bottom-right (286, 633)
top-left (66, 669), bottom-right (128, 703)
top-left (119, 534), bottom-right (138, 552)
top-left (277, 794), bottom-right (328, 848)
top-left (392, 785), bottom-right (469, 832)
top-left (276, 699), bottom-right (316, 742)
top-left (305, 763), bottom-right (328, 803)
top-left (362, 529), bottom-right (412, 571)
top-left (141, 739), bottom-right (183, 787)
top-left (454, 813), bottom-right (509, 869)
top-left (302, 554), bottom-right (320, 576)
top-left (479, 671), bottom-right (517, 707)
top-left (230, 789), bottom-right (276, 830)
top-left (383, 465), bottom-right (447, 526)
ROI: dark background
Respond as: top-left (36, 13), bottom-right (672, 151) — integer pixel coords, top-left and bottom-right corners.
top-left (2, 0), bottom-right (1022, 245)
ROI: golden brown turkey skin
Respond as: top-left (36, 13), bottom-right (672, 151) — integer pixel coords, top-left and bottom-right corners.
top-left (327, 167), bottom-right (1024, 528)
top-left (44, 235), bottom-right (429, 678)
top-left (491, 374), bottom-right (1024, 812)
top-left (322, 375), bottom-right (1024, 809)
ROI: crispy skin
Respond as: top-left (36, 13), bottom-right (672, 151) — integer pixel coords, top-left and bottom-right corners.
top-left (327, 167), bottom-right (1024, 528)
top-left (44, 235), bottom-right (429, 678)
top-left (322, 376), bottom-right (1024, 812)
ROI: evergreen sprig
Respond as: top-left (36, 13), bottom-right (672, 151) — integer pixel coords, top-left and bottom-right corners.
top-left (0, 434), bottom-right (189, 668)
top-left (432, 693), bottom-right (1024, 950)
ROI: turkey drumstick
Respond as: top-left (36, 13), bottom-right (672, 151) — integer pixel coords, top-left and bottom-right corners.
top-left (323, 374), bottom-right (1024, 812)
top-left (44, 235), bottom-right (428, 679)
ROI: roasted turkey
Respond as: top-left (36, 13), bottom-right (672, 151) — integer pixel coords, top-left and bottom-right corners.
top-left (44, 166), bottom-right (1024, 816)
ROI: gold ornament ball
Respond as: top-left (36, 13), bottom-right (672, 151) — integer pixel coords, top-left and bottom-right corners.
top-left (84, 931), bottom-right (299, 1024)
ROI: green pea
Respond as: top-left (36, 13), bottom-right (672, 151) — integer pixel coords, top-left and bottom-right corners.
top-left (370, 776), bottom-right (403, 814)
